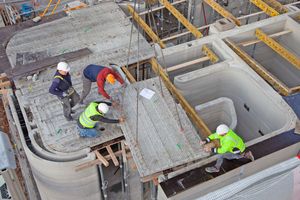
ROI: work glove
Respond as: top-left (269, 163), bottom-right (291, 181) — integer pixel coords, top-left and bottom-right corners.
top-left (112, 102), bottom-right (118, 108)
top-left (62, 92), bottom-right (68, 97)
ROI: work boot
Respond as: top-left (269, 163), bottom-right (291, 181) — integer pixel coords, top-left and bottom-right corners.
top-left (66, 116), bottom-right (73, 121)
top-left (205, 166), bottom-right (220, 173)
top-left (245, 151), bottom-right (255, 161)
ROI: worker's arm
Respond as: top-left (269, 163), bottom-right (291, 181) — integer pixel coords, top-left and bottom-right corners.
top-left (90, 115), bottom-right (120, 123)
top-left (96, 80), bottom-right (111, 99)
top-left (212, 140), bottom-right (234, 154)
top-left (110, 70), bottom-right (124, 84)
top-left (49, 78), bottom-right (65, 98)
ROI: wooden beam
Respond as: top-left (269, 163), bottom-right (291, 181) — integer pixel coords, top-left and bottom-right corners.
top-left (278, 85), bottom-right (300, 94)
top-left (153, 178), bottom-right (159, 186)
top-left (126, 153), bottom-right (133, 159)
top-left (164, 56), bottom-right (210, 73)
top-left (142, 172), bottom-right (163, 182)
top-left (0, 81), bottom-right (10, 88)
top-left (131, 163), bottom-right (137, 169)
top-left (0, 74), bottom-right (8, 80)
top-left (236, 29), bottom-right (292, 47)
top-left (121, 141), bottom-right (127, 163)
top-left (0, 89), bottom-right (12, 105)
top-left (106, 146), bottom-right (119, 166)
top-left (75, 146), bottom-right (130, 172)
top-left (121, 66), bottom-right (136, 83)
top-left (127, 59), bottom-right (150, 70)
top-left (90, 135), bottom-right (124, 151)
top-left (93, 150), bottom-right (109, 167)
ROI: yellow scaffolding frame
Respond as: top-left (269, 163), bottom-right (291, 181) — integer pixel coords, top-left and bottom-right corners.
top-left (225, 38), bottom-right (290, 96)
top-left (203, 0), bottom-right (242, 26)
top-left (249, 0), bottom-right (279, 17)
top-left (263, 0), bottom-right (289, 14)
top-left (127, 5), bottom-right (167, 49)
top-left (160, 0), bottom-right (203, 39)
top-left (202, 44), bottom-right (219, 64)
top-left (255, 28), bottom-right (300, 70)
top-left (150, 58), bottom-right (221, 147)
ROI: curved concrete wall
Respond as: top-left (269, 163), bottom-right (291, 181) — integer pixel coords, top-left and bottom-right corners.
top-left (174, 63), bottom-right (296, 144)
top-left (8, 91), bottom-right (102, 200)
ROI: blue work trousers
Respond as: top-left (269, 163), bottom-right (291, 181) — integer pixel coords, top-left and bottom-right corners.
top-left (77, 124), bottom-right (99, 138)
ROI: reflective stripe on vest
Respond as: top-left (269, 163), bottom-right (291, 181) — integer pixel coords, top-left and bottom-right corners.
top-left (224, 136), bottom-right (245, 153)
top-left (79, 103), bottom-right (103, 128)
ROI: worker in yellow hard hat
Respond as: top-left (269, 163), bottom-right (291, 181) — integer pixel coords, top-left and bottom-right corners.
top-left (78, 64), bottom-right (126, 104)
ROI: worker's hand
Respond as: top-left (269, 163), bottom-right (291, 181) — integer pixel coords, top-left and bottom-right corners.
top-left (112, 102), bottom-right (118, 108)
top-left (200, 141), bottom-right (207, 146)
top-left (119, 117), bottom-right (126, 122)
top-left (109, 97), bottom-right (114, 102)
top-left (204, 147), bottom-right (211, 152)
top-left (123, 83), bottom-right (128, 88)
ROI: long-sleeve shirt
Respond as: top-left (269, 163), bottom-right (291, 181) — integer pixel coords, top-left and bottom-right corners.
top-left (77, 101), bottom-right (120, 129)
top-left (83, 64), bottom-right (124, 99)
top-left (49, 70), bottom-right (72, 98)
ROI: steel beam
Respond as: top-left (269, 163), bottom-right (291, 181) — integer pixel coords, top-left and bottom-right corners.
top-left (225, 38), bottom-right (290, 96)
top-left (249, 0), bottom-right (279, 17)
top-left (255, 28), bottom-right (300, 70)
top-left (159, 0), bottom-right (203, 39)
top-left (202, 44), bottom-right (219, 64)
top-left (127, 5), bottom-right (166, 49)
top-left (203, 0), bottom-right (242, 26)
top-left (150, 58), bottom-right (221, 148)
top-left (263, 0), bottom-right (289, 14)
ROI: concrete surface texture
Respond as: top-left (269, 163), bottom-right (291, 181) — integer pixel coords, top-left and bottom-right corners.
top-left (111, 77), bottom-right (209, 177)
top-left (195, 97), bottom-right (237, 133)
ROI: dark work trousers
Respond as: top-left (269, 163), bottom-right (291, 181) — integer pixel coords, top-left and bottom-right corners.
top-left (60, 91), bottom-right (80, 120)
top-left (79, 72), bottom-right (92, 103)
top-left (215, 152), bottom-right (245, 169)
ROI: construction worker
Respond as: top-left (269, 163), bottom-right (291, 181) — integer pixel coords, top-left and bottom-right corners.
top-left (78, 64), bottom-right (125, 104)
top-left (200, 124), bottom-right (254, 173)
top-left (77, 101), bottom-right (125, 138)
top-left (49, 62), bottom-right (79, 121)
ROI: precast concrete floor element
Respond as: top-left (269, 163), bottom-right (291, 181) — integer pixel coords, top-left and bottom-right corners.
top-left (111, 77), bottom-right (209, 177)
top-left (4, 2), bottom-right (155, 153)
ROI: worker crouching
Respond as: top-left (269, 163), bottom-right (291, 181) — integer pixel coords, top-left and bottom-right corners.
top-left (77, 101), bottom-right (125, 138)
top-left (200, 124), bottom-right (254, 173)
top-left (49, 62), bottom-right (80, 121)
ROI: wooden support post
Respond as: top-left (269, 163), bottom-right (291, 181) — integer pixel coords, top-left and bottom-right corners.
top-left (121, 141), bottom-right (127, 163)
top-left (142, 172), bottom-right (164, 182)
top-left (106, 146), bottom-right (119, 166)
top-left (93, 150), bottom-right (109, 167)
top-left (236, 29), bottom-right (292, 47)
top-left (153, 178), bottom-right (159, 186)
top-left (0, 89), bottom-right (12, 105)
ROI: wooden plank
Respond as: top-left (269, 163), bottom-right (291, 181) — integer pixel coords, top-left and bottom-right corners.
top-left (0, 81), bottom-right (10, 88)
top-left (106, 146), bottom-right (119, 166)
top-left (236, 29), bottom-right (293, 47)
top-left (75, 146), bottom-right (130, 172)
top-left (0, 89), bottom-right (12, 105)
top-left (126, 153), bottom-right (133, 159)
top-left (127, 59), bottom-right (150, 70)
top-left (131, 163), bottom-right (137, 169)
top-left (142, 172), bottom-right (164, 182)
top-left (153, 179), bottom-right (159, 186)
top-left (5, 48), bottom-right (92, 79)
top-left (278, 85), bottom-right (300, 94)
top-left (90, 135), bottom-right (124, 151)
top-left (0, 74), bottom-right (8, 80)
top-left (164, 56), bottom-right (210, 73)
top-left (121, 141), bottom-right (127, 163)
top-left (121, 66), bottom-right (136, 83)
top-left (93, 150), bottom-right (109, 167)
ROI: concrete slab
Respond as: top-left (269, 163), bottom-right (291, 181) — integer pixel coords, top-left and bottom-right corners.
top-left (111, 77), bottom-right (209, 177)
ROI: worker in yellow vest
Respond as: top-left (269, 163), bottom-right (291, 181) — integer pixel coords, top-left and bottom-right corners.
top-left (200, 124), bottom-right (254, 173)
top-left (77, 101), bottom-right (125, 138)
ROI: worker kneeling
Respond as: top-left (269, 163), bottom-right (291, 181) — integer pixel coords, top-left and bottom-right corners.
top-left (77, 102), bottom-right (125, 138)
top-left (200, 124), bottom-right (254, 173)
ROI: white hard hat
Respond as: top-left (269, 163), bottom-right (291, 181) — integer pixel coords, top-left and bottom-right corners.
top-left (57, 62), bottom-right (70, 72)
top-left (98, 103), bottom-right (109, 114)
top-left (216, 124), bottom-right (229, 135)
